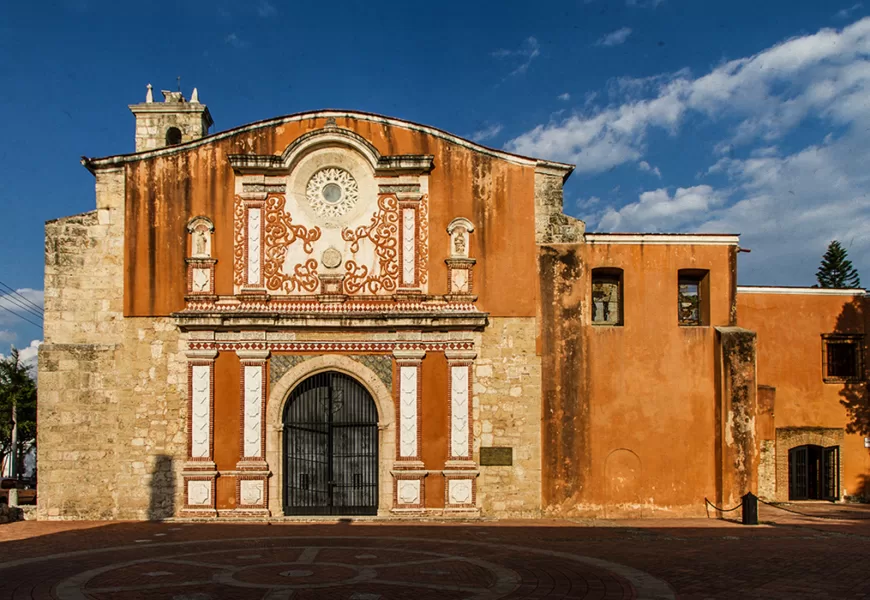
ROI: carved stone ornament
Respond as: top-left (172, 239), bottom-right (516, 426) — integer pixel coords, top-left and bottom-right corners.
top-left (398, 479), bottom-right (421, 505)
top-left (188, 480), bottom-right (211, 506)
top-left (306, 167), bottom-right (359, 220)
top-left (187, 216), bottom-right (215, 258)
top-left (446, 217), bottom-right (474, 259)
top-left (240, 479), bottom-right (264, 505)
top-left (448, 479), bottom-right (472, 505)
top-left (321, 247), bottom-right (343, 269)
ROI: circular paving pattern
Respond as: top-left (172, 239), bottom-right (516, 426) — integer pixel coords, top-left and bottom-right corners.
top-left (42, 536), bottom-right (674, 600)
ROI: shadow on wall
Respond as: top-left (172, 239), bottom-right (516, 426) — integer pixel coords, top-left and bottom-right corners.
top-left (836, 298), bottom-right (870, 437)
top-left (148, 455), bottom-right (175, 521)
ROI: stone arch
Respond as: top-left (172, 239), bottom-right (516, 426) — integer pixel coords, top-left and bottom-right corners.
top-left (266, 354), bottom-right (395, 516)
top-left (165, 126), bottom-right (182, 146)
top-left (604, 448), bottom-right (643, 518)
top-left (281, 128), bottom-right (381, 173)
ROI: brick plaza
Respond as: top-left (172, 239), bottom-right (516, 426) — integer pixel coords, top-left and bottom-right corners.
top-left (2, 503), bottom-right (869, 599)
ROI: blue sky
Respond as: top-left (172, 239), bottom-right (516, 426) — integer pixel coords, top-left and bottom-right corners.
top-left (1, 0), bottom-right (869, 359)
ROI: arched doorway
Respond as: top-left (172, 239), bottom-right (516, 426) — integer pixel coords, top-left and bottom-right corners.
top-left (283, 371), bottom-right (379, 516)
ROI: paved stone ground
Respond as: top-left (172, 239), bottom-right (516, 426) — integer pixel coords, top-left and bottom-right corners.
top-left (2, 503), bottom-right (870, 599)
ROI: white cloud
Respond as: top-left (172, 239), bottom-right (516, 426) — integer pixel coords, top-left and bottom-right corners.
top-left (257, 0), bottom-right (276, 17)
top-left (597, 27), bottom-right (633, 47)
top-left (597, 185), bottom-right (725, 231)
top-left (0, 289), bottom-right (43, 329)
top-left (0, 331), bottom-right (15, 343)
top-left (558, 92), bottom-right (571, 101)
top-left (836, 3), bottom-right (863, 19)
top-left (638, 160), bottom-right (662, 178)
top-left (0, 339), bottom-right (41, 374)
top-left (469, 123), bottom-right (504, 143)
top-left (506, 18), bottom-right (870, 171)
top-left (225, 33), bottom-right (248, 48)
top-left (492, 37), bottom-right (540, 77)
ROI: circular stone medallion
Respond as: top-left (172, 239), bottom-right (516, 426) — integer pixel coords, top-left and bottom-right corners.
top-left (321, 247), bottom-right (343, 269)
top-left (306, 167), bottom-right (359, 219)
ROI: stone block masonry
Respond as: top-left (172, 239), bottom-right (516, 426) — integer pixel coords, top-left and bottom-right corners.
top-left (474, 317), bottom-right (542, 517)
top-left (39, 168), bottom-right (188, 520)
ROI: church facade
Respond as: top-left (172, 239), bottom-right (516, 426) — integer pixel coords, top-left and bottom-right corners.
top-left (38, 88), bottom-right (869, 520)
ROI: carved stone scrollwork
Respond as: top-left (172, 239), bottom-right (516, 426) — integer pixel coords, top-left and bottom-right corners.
top-left (263, 195), bottom-right (322, 293)
top-left (341, 195), bottom-right (400, 294)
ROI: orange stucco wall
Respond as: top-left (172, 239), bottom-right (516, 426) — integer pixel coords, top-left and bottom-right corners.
top-left (123, 116), bottom-right (538, 318)
top-left (541, 242), bottom-right (737, 516)
top-left (738, 291), bottom-right (870, 497)
top-left (214, 351), bottom-right (241, 510)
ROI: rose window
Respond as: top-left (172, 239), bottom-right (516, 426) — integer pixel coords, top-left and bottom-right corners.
top-left (306, 168), bottom-right (359, 219)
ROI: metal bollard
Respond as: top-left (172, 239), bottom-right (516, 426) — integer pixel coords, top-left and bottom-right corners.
top-left (742, 492), bottom-right (758, 525)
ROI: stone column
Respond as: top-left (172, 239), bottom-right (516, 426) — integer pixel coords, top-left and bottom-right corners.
top-left (182, 349), bottom-right (218, 517)
top-left (444, 349), bottom-right (479, 514)
top-left (391, 349), bottom-right (426, 512)
top-left (236, 348), bottom-right (270, 514)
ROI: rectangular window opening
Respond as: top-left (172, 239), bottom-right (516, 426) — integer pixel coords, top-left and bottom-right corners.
top-left (592, 268), bottom-right (623, 326)
top-left (678, 269), bottom-right (709, 326)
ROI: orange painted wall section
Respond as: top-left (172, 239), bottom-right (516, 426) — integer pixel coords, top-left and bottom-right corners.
top-left (124, 116), bottom-right (539, 318)
top-left (582, 244), bottom-right (733, 510)
top-left (738, 291), bottom-right (870, 496)
top-left (541, 242), bottom-right (735, 515)
top-left (421, 352), bottom-right (448, 508)
top-left (213, 351), bottom-right (241, 510)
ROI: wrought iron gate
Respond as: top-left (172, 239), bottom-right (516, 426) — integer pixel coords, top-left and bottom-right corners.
top-left (283, 371), bottom-right (379, 516)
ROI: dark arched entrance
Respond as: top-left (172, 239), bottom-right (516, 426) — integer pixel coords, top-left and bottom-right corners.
top-left (788, 444), bottom-right (840, 501)
top-left (283, 371), bottom-right (378, 515)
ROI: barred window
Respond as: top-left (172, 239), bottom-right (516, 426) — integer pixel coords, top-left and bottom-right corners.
top-left (592, 268), bottom-right (623, 326)
top-left (822, 334), bottom-right (863, 382)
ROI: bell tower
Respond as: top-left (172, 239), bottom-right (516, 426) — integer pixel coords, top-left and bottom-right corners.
top-left (128, 84), bottom-right (214, 152)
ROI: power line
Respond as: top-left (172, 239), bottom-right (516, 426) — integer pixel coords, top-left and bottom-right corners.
top-left (0, 295), bottom-right (43, 322)
top-left (0, 304), bottom-right (42, 329)
top-left (0, 280), bottom-right (43, 315)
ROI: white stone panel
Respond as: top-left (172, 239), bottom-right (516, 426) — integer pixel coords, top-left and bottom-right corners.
top-left (187, 480), bottom-right (211, 506)
top-left (448, 479), bottom-right (472, 505)
top-left (192, 268), bottom-right (210, 293)
top-left (451, 365), bottom-right (470, 457)
top-left (247, 208), bottom-right (262, 285)
top-left (399, 366), bottom-right (418, 457)
top-left (451, 269), bottom-right (469, 294)
top-left (402, 208), bottom-right (416, 285)
top-left (397, 479), bottom-right (420, 505)
top-left (191, 365), bottom-right (210, 458)
top-left (244, 365), bottom-right (263, 457)
top-left (240, 479), bottom-right (264, 505)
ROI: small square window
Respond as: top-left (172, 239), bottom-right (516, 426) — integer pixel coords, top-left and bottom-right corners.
top-left (678, 270), bottom-right (709, 326)
top-left (822, 335), bottom-right (864, 383)
top-left (592, 268), bottom-right (623, 326)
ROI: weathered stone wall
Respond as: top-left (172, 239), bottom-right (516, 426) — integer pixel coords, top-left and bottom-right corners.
top-left (533, 168), bottom-right (585, 245)
top-left (474, 317), bottom-right (542, 517)
top-left (774, 427), bottom-right (844, 502)
top-left (133, 111), bottom-right (210, 152)
top-left (39, 168), bottom-right (187, 520)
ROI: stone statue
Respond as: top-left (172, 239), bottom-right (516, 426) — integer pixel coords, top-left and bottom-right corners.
top-left (453, 230), bottom-right (466, 256)
top-left (194, 228), bottom-right (208, 256)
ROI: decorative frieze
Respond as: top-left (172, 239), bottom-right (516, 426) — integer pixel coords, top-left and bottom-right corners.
top-left (246, 206), bottom-right (263, 288)
top-left (237, 348), bottom-right (269, 467)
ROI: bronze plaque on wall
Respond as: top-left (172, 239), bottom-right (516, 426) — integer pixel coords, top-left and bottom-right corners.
top-left (480, 447), bottom-right (513, 466)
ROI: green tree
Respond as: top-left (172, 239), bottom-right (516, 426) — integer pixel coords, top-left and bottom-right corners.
top-left (816, 241), bottom-right (861, 289)
top-left (0, 348), bottom-right (37, 478)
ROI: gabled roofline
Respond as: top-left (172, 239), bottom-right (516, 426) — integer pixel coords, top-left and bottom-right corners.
top-left (80, 109), bottom-right (575, 178)
top-left (585, 233), bottom-right (740, 245)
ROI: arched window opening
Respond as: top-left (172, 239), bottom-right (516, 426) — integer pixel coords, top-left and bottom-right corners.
top-left (165, 127), bottom-right (182, 146)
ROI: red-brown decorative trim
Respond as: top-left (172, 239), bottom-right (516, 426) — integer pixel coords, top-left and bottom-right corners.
top-left (392, 471), bottom-right (427, 510)
top-left (397, 197), bottom-right (421, 290)
top-left (237, 355), bottom-right (269, 465)
top-left (263, 194), bottom-right (322, 293)
top-left (186, 357), bottom-right (216, 463)
top-left (342, 195), bottom-right (400, 294)
top-left (418, 193), bottom-right (429, 286)
top-left (446, 360), bottom-right (475, 462)
top-left (393, 352), bottom-right (424, 464)
top-left (186, 258), bottom-right (217, 296)
top-left (189, 341), bottom-right (475, 352)
top-left (443, 472), bottom-right (478, 511)
top-left (181, 298), bottom-right (481, 314)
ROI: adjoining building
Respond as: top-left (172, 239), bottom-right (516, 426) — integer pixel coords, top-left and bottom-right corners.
top-left (37, 88), bottom-right (869, 520)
